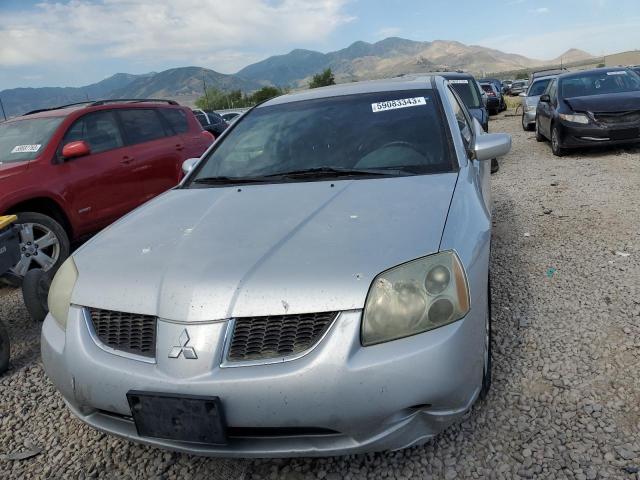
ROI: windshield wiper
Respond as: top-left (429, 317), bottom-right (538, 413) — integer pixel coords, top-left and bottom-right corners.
top-left (263, 166), bottom-right (406, 179)
top-left (192, 175), bottom-right (285, 185)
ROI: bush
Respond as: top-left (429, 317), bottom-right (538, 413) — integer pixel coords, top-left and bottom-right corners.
top-left (309, 69), bottom-right (336, 89)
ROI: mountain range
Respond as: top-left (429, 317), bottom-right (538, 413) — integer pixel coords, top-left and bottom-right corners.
top-left (0, 38), bottom-right (593, 118)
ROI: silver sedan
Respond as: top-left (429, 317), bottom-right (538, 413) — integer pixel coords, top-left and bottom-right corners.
top-left (42, 75), bottom-right (511, 457)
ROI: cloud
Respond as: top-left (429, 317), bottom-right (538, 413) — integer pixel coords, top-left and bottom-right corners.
top-left (476, 17), bottom-right (640, 59)
top-left (531, 7), bottom-right (550, 13)
top-left (377, 27), bottom-right (402, 39)
top-left (0, 0), bottom-right (355, 72)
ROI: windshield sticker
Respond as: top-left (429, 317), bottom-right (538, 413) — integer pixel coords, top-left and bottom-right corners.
top-left (372, 97), bottom-right (427, 113)
top-left (606, 71), bottom-right (627, 76)
top-left (449, 79), bottom-right (469, 84)
top-left (11, 144), bottom-right (42, 154)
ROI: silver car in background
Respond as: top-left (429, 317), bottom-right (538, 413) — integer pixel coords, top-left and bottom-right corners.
top-left (521, 75), bottom-right (557, 131)
top-left (42, 76), bottom-right (511, 457)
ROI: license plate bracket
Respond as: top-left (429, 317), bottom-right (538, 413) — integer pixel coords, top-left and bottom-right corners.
top-left (126, 391), bottom-right (227, 445)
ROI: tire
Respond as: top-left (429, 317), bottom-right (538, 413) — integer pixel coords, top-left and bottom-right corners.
top-left (480, 276), bottom-right (493, 400)
top-left (522, 114), bottom-right (533, 131)
top-left (0, 323), bottom-right (9, 375)
top-left (489, 108), bottom-right (498, 116)
top-left (535, 118), bottom-right (545, 142)
top-left (490, 158), bottom-right (500, 174)
top-left (10, 212), bottom-right (69, 281)
top-left (551, 124), bottom-right (566, 157)
top-left (22, 269), bottom-right (53, 322)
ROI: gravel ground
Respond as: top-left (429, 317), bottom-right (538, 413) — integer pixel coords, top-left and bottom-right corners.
top-left (1, 112), bottom-right (639, 479)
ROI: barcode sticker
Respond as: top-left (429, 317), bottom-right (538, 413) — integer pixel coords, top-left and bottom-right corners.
top-left (11, 144), bottom-right (41, 154)
top-left (372, 97), bottom-right (427, 113)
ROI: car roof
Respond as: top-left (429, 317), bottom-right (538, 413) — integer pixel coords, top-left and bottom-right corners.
top-left (18, 99), bottom-right (181, 120)
top-left (432, 71), bottom-right (475, 80)
top-left (531, 75), bottom-right (557, 83)
top-left (557, 66), bottom-right (632, 80)
top-left (261, 75), bottom-right (436, 107)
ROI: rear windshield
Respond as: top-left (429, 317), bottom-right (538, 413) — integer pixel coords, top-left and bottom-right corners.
top-left (560, 70), bottom-right (640, 98)
top-left (481, 85), bottom-right (493, 93)
top-left (449, 79), bottom-right (482, 108)
top-left (189, 89), bottom-right (455, 183)
top-left (0, 117), bottom-right (64, 164)
top-left (528, 79), bottom-right (552, 96)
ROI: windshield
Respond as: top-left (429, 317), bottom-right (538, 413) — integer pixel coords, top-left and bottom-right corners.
top-left (528, 78), bottom-right (552, 96)
top-left (560, 70), bottom-right (640, 98)
top-left (0, 116), bottom-right (64, 164)
top-left (449, 79), bottom-right (482, 108)
top-left (188, 89), bottom-right (455, 185)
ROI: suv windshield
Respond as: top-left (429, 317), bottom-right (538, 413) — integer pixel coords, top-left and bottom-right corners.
top-left (188, 89), bottom-right (454, 185)
top-left (449, 79), bottom-right (482, 108)
top-left (560, 70), bottom-right (640, 98)
top-left (0, 116), bottom-right (64, 164)
top-left (528, 78), bottom-right (552, 96)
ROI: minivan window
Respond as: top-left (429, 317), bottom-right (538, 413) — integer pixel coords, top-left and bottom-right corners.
top-left (449, 79), bottom-right (482, 108)
top-left (159, 108), bottom-right (189, 134)
top-left (560, 70), bottom-right (640, 98)
top-left (118, 109), bottom-right (167, 145)
top-left (63, 111), bottom-right (124, 154)
top-left (0, 117), bottom-right (64, 164)
top-left (189, 90), bottom-right (454, 184)
top-left (528, 79), bottom-right (552, 97)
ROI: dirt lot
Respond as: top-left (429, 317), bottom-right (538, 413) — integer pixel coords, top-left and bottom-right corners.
top-left (1, 112), bottom-right (639, 479)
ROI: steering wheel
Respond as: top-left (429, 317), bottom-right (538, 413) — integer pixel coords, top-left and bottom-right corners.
top-left (377, 141), bottom-right (437, 166)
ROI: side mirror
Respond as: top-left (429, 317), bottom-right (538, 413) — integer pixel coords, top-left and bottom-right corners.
top-left (62, 140), bottom-right (91, 159)
top-left (474, 133), bottom-right (512, 162)
top-left (182, 157), bottom-right (200, 176)
top-left (539, 94), bottom-right (550, 103)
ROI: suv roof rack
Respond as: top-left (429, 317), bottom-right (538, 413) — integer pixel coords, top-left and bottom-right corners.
top-left (89, 98), bottom-right (179, 106)
top-left (23, 101), bottom-right (94, 116)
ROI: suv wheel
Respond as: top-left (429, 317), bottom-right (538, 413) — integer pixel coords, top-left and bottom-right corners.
top-left (11, 212), bottom-right (70, 280)
top-left (551, 124), bottom-right (566, 157)
top-left (480, 276), bottom-right (493, 400)
top-left (535, 118), bottom-right (545, 142)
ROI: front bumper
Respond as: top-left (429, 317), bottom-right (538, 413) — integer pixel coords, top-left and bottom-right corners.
top-left (41, 305), bottom-right (484, 457)
top-left (557, 120), bottom-right (640, 148)
top-left (523, 108), bottom-right (537, 126)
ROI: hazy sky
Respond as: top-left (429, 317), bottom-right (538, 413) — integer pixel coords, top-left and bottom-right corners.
top-left (1, 0), bottom-right (639, 90)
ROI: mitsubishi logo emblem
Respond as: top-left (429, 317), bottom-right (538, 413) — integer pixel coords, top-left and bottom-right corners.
top-left (168, 329), bottom-right (198, 359)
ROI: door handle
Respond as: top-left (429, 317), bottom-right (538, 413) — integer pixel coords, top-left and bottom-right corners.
top-left (175, 143), bottom-right (184, 151)
top-left (121, 156), bottom-right (135, 165)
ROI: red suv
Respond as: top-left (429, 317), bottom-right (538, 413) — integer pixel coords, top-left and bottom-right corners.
top-left (0, 99), bottom-right (214, 280)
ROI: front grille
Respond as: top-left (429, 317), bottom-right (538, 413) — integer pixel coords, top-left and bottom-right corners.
top-left (88, 308), bottom-right (157, 358)
top-left (594, 111), bottom-right (640, 126)
top-left (227, 312), bottom-right (338, 362)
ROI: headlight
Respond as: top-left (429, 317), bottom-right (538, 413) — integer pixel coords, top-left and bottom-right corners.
top-left (559, 113), bottom-right (590, 124)
top-left (361, 251), bottom-right (470, 346)
top-left (48, 256), bottom-right (78, 329)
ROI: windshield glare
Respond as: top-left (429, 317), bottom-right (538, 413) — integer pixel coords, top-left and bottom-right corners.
top-left (189, 90), bottom-right (454, 184)
top-left (528, 79), bottom-right (552, 97)
top-left (0, 117), bottom-right (64, 164)
top-left (561, 70), bottom-right (640, 98)
top-left (449, 79), bottom-right (481, 108)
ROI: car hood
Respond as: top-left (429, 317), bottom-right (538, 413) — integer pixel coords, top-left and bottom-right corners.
top-left (565, 91), bottom-right (640, 113)
top-left (0, 160), bottom-right (29, 181)
top-left (72, 174), bottom-right (459, 321)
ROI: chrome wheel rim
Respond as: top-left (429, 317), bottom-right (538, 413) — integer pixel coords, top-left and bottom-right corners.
top-left (12, 222), bottom-right (60, 276)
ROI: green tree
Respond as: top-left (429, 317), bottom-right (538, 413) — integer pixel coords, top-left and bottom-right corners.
top-left (309, 68), bottom-right (336, 89)
top-left (250, 86), bottom-right (282, 104)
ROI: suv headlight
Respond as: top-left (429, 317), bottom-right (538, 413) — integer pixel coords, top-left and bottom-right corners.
top-left (361, 251), bottom-right (470, 346)
top-left (559, 113), bottom-right (589, 124)
top-left (48, 256), bottom-right (78, 329)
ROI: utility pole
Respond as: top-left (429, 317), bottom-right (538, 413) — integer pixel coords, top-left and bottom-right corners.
top-left (0, 96), bottom-right (6, 121)
top-left (202, 73), bottom-right (210, 110)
